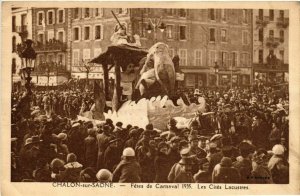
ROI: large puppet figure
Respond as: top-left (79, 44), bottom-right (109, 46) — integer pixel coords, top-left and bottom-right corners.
top-left (135, 42), bottom-right (175, 96)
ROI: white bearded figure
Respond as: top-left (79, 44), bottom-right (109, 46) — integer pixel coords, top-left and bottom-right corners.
top-left (135, 42), bottom-right (175, 96)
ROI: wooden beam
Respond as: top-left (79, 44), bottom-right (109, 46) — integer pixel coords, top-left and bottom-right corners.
top-left (112, 60), bottom-right (122, 112)
top-left (102, 63), bottom-right (110, 100)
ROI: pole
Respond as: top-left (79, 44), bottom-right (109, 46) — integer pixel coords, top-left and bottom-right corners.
top-left (111, 10), bottom-right (125, 30)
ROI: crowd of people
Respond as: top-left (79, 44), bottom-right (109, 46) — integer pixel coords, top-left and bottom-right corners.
top-left (11, 83), bottom-right (289, 183)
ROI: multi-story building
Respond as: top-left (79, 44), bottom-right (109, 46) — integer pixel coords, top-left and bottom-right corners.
top-left (31, 8), bottom-right (71, 87)
top-left (70, 8), bottom-right (130, 82)
top-left (252, 9), bottom-right (289, 85)
top-left (69, 8), bottom-right (253, 88)
top-left (130, 8), bottom-right (253, 88)
top-left (12, 7), bottom-right (33, 90)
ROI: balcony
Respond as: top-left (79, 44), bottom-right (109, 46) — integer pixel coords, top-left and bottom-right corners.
top-left (266, 37), bottom-right (280, 48)
top-left (33, 40), bottom-right (67, 53)
top-left (277, 17), bottom-right (289, 28)
top-left (256, 16), bottom-right (269, 27)
top-left (33, 62), bottom-right (68, 75)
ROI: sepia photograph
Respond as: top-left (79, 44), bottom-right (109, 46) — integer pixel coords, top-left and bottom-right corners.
top-left (2, 1), bottom-right (300, 195)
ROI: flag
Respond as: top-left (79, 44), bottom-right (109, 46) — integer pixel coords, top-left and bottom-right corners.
top-left (92, 81), bottom-right (105, 120)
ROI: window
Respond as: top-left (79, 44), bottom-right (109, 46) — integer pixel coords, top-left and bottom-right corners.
top-left (143, 8), bottom-right (151, 14)
top-left (269, 30), bottom-right (274, 38)
top-left (47, 30), bottom-right (54, 41)
top-left (83, 8), bottom-right (90, 18)
top-left (221, 52), bottom-right (228, 67)
top-left (221, 9), bottom-right (227, 22)
top-left (279, 10), bottom-right (284, 19)
top-left (139, 22), bottom-right (147, 38)
top-left (47, 10), bottom-right (54, 25)
top-left (21, 14), bottom-right (27, 26)
top-left (117, 8), bottom-right (127, 15)
top-left (83, 49), bottom-right (91, 61)
top-left (12, 16), bottom-right (16, 32)
top-left (179, 26), bottom-right (187, 40)
top-left (242, 9), bottom-right (248, 23)
top-left (240, 53), bottom-right (250, 67)
top-left (73, 27), bottom-right (80, 41)
top-left (38, 55), bottom-right (45, 65)
top-left (280, 50), bottom-right (284, 63)
top-left (48, 54), bottom-right (54, 63)
top-left (12, 36), bottom-right (16, 52)
top-left (259, 28), bottom-right (264, 42)
top-left (166, 25), bottom-right (174, 39)
top-left (242, 31), bottom-right (249, 45)
top-left (37, 12), bottom-right (44, 26)
top-left (74, 8), bottom-right (79, 19)
top-left (209, 9), bottom-right (215, 20)
top-left (58, 31), bottom-right (64, 42)
top-left (179, 9), bottom-right (187, 17)
top-left (57, 54), bottom-right (65, 66)
top-left (232, 52), bottom-right (238, 67)
top-left (195, 50), bottom-right (202, 66)
top-left (179, 49), bottom-right (187, 66)
top-left (269, 10), bottom-right (274, 21)
top-left (84, 26), bottom-right (90, 40)
top-left (95, 8), bottom-right (103, 17)
top-left (280, 30), bottom-right (284, 42)
top-left (169, 48), bottom-right (174, 58)
top-left (259, 50), bottom-right (264, 64)
top-left (258, 9), bottom-right (263, 20)
top-left (209, 28), bottom-right (215, 42)
top-left (95, 25), bottom-right (103, 40)
top-left (57, 9), bottom-right (64, 23)
top-left (166, 9), bottom-right (176, 16)
top-left (12, 58), bottom-right (16, 74)
top-left (209, 50), bottom-right (217, 67)
top-left (221, 29), bottom-right (227, 42)
top-left (38, 33), bottom-right (44, 44)
top-left (73, 50), bottom-right (79, 66)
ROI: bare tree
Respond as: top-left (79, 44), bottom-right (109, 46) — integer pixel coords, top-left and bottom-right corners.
top-left (78, 59), bottom-right (96, 89)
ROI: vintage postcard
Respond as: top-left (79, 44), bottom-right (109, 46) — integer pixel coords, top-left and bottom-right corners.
top-left (1, 1), bottom-right (300, 195)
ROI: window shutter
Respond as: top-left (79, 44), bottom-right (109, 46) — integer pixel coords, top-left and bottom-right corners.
top-left (216, 9), bottom-right (221, 22)
top-left (216, 28), bottom-right (221, 43)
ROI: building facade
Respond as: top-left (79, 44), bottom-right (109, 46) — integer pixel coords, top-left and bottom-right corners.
top-left (130, 8), bottom-right (253, 88)
top-left (12, 7), bottom-right (33, 89)
top-left (70, 8), bottom-right (130, 81)
top-left (69, 8), bottom-right (253, 89)
top-left (31, 8), bottom-right (71, 86)
top-left (252, 9), bottom-right (289, 85)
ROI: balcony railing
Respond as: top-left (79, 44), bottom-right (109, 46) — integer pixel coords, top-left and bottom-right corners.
top-left (33, 40), bottom-right (67, 52)
top-left (277, 17), bottom-right (289, 28)
top-left (16, 25), bottom-right (27, 33)
top-left (33, 63), bottom-right (68, 75)
top-left (266, 37), bottom-right (280, 48)
top-left (256, 16), bottom-right (269, 27)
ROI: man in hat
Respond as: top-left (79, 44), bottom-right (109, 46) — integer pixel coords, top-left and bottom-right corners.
top-left (103, 138), bottom-right (123, 172)
top-left (96, 124), bottom-right (112, 170)
top-left (232, 141), bottom-right (254, 183)
top-left (83, 128), bottom-right (98, 169)
top-left (168, 148), bottom-right (195, 183)
top-left (112, 147), bottom-right (142, 182)
top-left (212, 157), bottom-right (240, 183)
top-left (188, 135), bottom-right (207, 160)
top-left (167, 136), bottom-right (181, 167)
top-left (136, 132), bottom-right (155, 182)
top-left (124, 128), bottom-right (139, 149)
top-left (154, 142), bottom-right (171, 183)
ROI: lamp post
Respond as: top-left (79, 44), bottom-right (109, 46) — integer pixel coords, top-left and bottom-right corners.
top-left (214, 62), bottom-right (219, 87)
top-left (145, 17), bottom-right (166, 43)
top-left (18, 39), bottom-right (37, 118)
